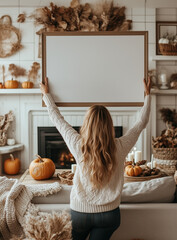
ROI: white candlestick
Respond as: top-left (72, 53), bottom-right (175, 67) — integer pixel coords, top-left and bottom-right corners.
top-left (134, 151), bottom-right (142, 163)
top-left (71, 164), bottom-right (77, 174)
top-left (160, 73), bottom-right (167, 83)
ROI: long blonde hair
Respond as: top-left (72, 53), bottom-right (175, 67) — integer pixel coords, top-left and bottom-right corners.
top-left (80, 105), bottom-right (116, 188)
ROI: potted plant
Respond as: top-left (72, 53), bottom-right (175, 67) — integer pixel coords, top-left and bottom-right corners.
top-left (22, 62), bottom-right (40, 88)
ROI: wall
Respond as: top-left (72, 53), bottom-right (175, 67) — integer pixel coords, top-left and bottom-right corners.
top-left (0, 0), bottom-right (177, 170)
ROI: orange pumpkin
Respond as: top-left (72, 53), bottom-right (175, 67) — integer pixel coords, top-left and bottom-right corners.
top-left (22, 81), bottom-right (34, 89)
top-left (4, 154), bottom-right (21, 175)
top-left (125, 165), bottom-right (142, 177)
top-left (5, 78), bottom-right (18, 88)
top-left (29, 155), bottom-right (55, 180)
top-left (0, 83), bottom-right (4, 88)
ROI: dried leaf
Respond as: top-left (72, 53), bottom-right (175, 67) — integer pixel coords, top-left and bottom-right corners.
top-left (70, 0), bottom-right (80, 9)
top-left (17, 13), bottom-right (26, 23)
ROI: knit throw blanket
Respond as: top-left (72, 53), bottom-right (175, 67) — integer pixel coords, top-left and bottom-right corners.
top-left (0, 176), bottom-right (71, 240)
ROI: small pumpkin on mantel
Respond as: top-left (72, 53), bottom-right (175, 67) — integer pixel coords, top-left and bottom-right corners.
top-left (4, 154), bottom-right (21, 175)
top-left (5, 78), bottom-right (19, 89)
top-left (29, 154), bottom-right (55, 180)
top-left (125, 165), bottom-right (142, 177)
top-left (22, 80), bottom-right (34, 89)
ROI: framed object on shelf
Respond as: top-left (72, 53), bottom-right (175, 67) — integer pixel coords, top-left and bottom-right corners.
top-left (156, 22), bottom-right (177, 56)
top-left (156, 21), bottom-right (177, 55)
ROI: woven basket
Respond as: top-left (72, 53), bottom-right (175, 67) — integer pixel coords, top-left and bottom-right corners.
top-left (159, 43), bottom-right (177, 56)
top-left (152, 147), bottom-right (177, 175)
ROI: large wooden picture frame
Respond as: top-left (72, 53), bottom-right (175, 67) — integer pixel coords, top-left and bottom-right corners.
top-left (42, 31), bottom-right (148, 107)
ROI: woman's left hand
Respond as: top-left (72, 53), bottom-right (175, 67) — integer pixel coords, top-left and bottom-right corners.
top-left (39, 77), bottom-right (49, 94)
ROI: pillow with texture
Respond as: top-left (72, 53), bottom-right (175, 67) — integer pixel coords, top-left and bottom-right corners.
top-left (121, 176), bottom-right (176, 203)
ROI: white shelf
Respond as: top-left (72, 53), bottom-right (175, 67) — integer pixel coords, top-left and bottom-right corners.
top-left (152, 55), bottom-right (177, 61)
top-left (151, 88), bottom-right (177, 95)
top-left (0, 143), bottom-right (24, 154)
top-left (0, 89), bottom-right (41, 94)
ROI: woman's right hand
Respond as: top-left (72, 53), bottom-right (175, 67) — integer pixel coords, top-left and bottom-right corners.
top-left (39, 77), bottom-right (49, 94)
top-left (144, 77), bottom-right (151, 96)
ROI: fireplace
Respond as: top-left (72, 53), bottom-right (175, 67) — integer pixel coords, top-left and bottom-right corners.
top-left (38, 126), bottom-right (123, 169)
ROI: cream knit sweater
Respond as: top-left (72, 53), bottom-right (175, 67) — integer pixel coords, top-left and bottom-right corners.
top-left (0, 176), bottom-right (61, 240)
top-left (43, 94), bottom-right (151, 213)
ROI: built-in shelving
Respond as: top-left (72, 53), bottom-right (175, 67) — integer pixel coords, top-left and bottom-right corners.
top-left (151, 88), bottom-right (177, 95)
top-left (0, 89), bottom-right (41, 94)
top-left (152, 55), bottom-right (177, 61)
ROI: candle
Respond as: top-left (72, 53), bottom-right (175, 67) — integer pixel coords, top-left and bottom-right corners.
top-left (151, 154), bottom-right (154, 169)
top-left (147, 162), bottom-right (151, 168)
top-left (71, 164), bottom-right (77, 174)
top-left (153, 160), bottom-right (157, 168)
top-left (134, 151), bottom-right (142, 163)
top-left (128, 153), bottom-right (134, 162)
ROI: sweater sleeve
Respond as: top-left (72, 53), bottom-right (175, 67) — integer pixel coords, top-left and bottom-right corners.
top-left (117, 95), bottom-right (151, 157)
top-left (43, 93), bottom-right (81, 161)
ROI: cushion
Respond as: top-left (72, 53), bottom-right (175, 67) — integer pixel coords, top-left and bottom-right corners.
top-left (32, 184), bottom-right (71, 204)
top-left (121, 176), bottom-right (176, 203)
top-left (32, 176), bottom-right (176, 204)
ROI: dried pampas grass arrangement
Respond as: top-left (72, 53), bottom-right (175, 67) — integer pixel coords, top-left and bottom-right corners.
top-left (28, 62), bottom-right (40, 82)
top-left (23, 211), bottom-right (72, 240)
top-left (8, 64), bottom-right (26, 78)
top-left (31, 0), bottom-right (132, 33)
top-left (10, 207), bottom-right (72, 240)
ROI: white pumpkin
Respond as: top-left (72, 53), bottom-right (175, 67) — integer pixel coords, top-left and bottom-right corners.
top-left (139, 164), bottom-right (146, 170)
top-left (159, 38), bottom-right (169, 44)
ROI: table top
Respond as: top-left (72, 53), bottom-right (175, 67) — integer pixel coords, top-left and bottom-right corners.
top-left (19, 169), bottom-right (70, 185)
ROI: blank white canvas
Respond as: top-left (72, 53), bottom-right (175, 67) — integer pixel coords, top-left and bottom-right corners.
top-left (44, 33), bottom-right (146, 106)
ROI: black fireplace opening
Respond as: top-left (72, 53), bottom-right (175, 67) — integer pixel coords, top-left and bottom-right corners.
top-left (38, 126), bottom-right (123, 169)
